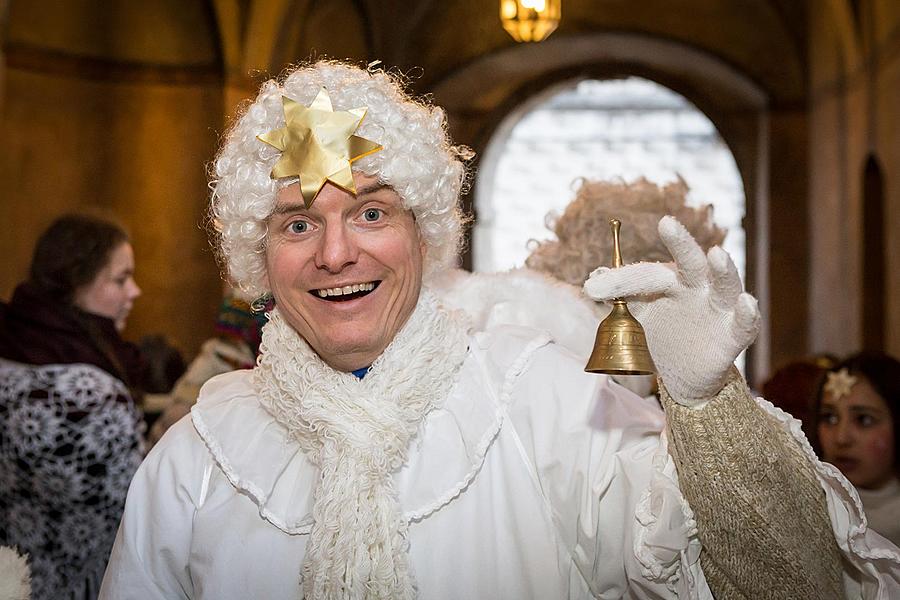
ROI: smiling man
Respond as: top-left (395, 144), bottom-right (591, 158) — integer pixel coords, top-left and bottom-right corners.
top-left (100, 61), bottom-right (900, 600)
top-left (265, 174), bottom-right (425, 373)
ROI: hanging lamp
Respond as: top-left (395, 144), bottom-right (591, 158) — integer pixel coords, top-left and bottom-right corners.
top-left (500, 0), bottom-right (561, 43)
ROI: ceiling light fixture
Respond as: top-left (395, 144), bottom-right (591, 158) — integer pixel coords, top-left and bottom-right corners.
top-left (500, 0), bottom-right (561, 43)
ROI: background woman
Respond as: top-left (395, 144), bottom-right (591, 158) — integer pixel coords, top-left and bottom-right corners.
top-left (815, 352), bottom-right (900, 546)
top-left (0, 213), bottom-right (145, 600)
top-left (0, 213), bottom-right (143, 385)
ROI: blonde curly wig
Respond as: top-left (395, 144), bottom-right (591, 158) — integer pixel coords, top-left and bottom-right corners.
top-left (210, 61), bottom-right (468, 299)
top-left (526, 177), bottom-right (727, 286)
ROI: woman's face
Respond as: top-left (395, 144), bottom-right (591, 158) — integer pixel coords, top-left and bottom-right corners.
top-left (818, 376), bottom-right (896, 489)
top-left (73, 242), bottom-right (141, 331)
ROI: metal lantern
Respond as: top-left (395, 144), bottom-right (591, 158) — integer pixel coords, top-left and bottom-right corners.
top-left (500, 0), bottom-right (561, 43)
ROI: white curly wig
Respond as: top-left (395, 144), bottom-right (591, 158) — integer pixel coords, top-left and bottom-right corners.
top-left (210, 61), bottom-right (468, 299)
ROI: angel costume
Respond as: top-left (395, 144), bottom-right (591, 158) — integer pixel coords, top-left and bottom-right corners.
top-left (101, 60), bottom-right (900, 600)
top-left (101, 290), bottom-right (900, 599)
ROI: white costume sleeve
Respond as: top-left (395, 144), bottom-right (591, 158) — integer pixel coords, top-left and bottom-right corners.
top-left (100, 416), bottom-right (211, 599)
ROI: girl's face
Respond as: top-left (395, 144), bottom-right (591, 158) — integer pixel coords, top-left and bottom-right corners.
top-left (818, 376), bottom-right (895, 489)
top-left (72, 242), bottom-right (141, 331)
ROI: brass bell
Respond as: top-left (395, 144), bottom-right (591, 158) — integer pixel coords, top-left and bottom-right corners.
top-left (585, 219), bottom-right (656, 375)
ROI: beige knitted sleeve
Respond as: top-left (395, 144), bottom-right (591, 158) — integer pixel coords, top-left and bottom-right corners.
top-left (661, 369), bottom-right (846, 599)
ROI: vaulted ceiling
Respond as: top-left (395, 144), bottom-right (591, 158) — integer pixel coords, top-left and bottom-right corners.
top-left (2, 0), bottom-right (812, 103)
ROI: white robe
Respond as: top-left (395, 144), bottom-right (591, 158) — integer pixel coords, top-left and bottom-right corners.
top-left (100, 326), bottom-right (900, 599)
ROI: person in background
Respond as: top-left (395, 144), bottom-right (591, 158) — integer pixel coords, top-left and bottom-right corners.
top-left (139, 334), bottom-right (188, 396)
top-left (433, 177), bottom-right (726, 399)
top-left (762, 355), bottom-right (837, 440)
top-left (0, 213), bottom-right (145, 600)
top-left (0, 213), bottom-right (144, 391)
top-left (526, 176), bottom-right (725, 288)
top-left (147, 293), bottom-right (265, 446)
top-left (814, 352), bottom-right (900, 546)
top-left (138, 334), bottom-right (188, 429)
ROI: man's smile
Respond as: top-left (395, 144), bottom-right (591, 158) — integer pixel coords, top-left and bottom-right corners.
top-left (311, 281), bottom-right (381, 301)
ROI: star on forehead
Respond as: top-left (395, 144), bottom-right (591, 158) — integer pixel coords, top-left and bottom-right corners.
top-left (824, 368), bottom-right (858, 399)
top-left (257, 88), bottom-right (382, 208)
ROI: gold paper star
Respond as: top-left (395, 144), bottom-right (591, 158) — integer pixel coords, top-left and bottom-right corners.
top-left (257, 88), bottom-right (382, 208)
top-left (824, 368), bottom-right (858, 399)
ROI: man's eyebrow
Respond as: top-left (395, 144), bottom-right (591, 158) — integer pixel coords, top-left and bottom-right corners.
top-left (356, 182), bottom-right (391, 196)
top-left (270, 202), bottom-right (309, 217)
top-left (269, 183), bottom-right (391, 217)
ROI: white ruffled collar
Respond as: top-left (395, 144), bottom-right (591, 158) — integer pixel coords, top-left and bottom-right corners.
top-left (191, 319), bottom-right (552, 536)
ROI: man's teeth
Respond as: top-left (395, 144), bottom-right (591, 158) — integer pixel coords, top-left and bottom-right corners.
top-left (316, 282), bottom-right (376, 298)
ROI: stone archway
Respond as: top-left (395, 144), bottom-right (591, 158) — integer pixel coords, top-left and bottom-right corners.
top-left (473, 76), bottom-right (747, 277)
top-left (429, 32), bottom-right (793, 381)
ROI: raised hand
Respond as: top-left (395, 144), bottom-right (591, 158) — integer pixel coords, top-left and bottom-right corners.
top-left (583, 216), bottom-right (760, 407)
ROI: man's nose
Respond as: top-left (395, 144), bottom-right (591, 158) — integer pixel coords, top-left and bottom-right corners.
top-left (315, 224), bottom-right (358, 273)
top-left (129, 280), bottom-right (142, 299)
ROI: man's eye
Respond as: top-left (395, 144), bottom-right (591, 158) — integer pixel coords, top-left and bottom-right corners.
top-left (363, 208), bottom-right (382, 222)
top-left (289, 221), bottom-right (309, 233)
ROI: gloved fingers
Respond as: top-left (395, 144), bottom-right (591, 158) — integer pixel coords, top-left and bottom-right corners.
top-left (583, 262), bottom-right (678, 302)
top-left (658, 216), bottom-right (708, 288)
top-left (730, 292), bottom-right (761, 348)
top-left (708, 246), bottom-right (743, 310)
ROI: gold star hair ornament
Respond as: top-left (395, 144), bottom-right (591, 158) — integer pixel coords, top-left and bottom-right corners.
top-left (257, 88), bottom-right (382, 208)
top-left (824, 368), bottom-right (858, 399)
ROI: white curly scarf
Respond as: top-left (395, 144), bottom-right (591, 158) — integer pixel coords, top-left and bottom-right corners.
top-left (253, 291), bottom-right (469, 599)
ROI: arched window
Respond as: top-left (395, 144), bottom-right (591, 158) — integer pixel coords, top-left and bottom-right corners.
top-left (474, 77), bottom-right (746, 282)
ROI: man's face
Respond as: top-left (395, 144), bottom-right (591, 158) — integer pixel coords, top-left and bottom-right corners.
top-left (265, 172), bottom-right (425, 372)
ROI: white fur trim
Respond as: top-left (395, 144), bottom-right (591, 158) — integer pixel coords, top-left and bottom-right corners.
top-left (0, 546), bottom-right (31, 600)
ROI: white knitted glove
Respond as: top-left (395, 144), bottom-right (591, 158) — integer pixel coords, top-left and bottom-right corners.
top-left (583, 216), bottom-right (760, 408)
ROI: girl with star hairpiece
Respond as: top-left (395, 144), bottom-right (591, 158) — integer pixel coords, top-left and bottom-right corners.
top-left (814, 352), bottom-right (900, 546)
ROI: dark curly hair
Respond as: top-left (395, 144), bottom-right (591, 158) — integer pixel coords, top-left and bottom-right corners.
top-left (29, 214), bottom-right (130, 303)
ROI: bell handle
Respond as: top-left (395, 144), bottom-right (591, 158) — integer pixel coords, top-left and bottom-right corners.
top-left (609, 218), bottom-right (623, 269)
